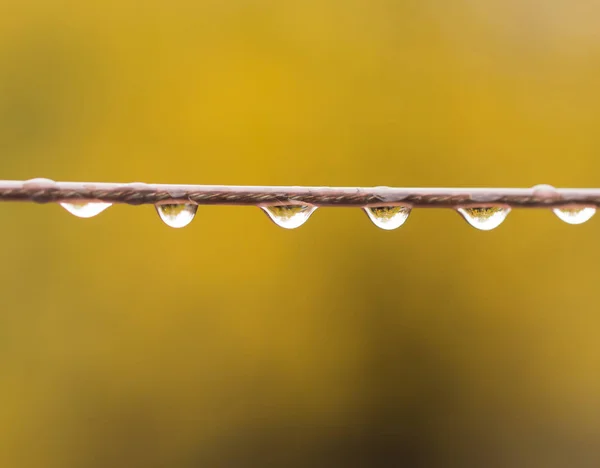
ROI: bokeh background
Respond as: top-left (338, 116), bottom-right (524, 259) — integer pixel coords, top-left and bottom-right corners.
top-left (2, 1), bottom-right (600, 467)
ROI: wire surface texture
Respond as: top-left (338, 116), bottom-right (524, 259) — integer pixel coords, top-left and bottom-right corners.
top-left (0, 179), bottom-right (599, 208)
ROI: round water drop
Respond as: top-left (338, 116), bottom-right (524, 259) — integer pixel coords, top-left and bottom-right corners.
top-left (61, 202), bottom-right (112, 218)
top-left (457, 206), bottom-right (510, 231)
top-left (364, 206), bottom-right (411, 230)
top-left (553, 206), bottom-right (595, 225)
top-left (261, 205), bottom-right (317, 229)
top-left (156, 204), bottom-right (197, 228)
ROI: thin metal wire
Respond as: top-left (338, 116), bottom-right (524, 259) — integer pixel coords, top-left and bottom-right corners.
top-left (0, 179), bottom-right (599, 208)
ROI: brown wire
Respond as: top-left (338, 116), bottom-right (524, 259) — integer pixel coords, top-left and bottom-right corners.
top-left (0, 179), bottom-right (598, 208)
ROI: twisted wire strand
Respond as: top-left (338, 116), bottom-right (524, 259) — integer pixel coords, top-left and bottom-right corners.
top-left (0, 179), bottom-right (599, 208)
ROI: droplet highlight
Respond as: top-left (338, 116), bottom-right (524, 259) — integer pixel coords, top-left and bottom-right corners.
top-left (553, 206), bottom-right (595, 225)
top-left (364, 206), bottom-right (411, 230)
top-left (61, 202), bottom-right (112, 218)
top-left (261, 205), bottom-right (317, 229)
top-left (156, 204), bottom-right (197, 228)
top-left (457, 206), bottom-right (510, 231)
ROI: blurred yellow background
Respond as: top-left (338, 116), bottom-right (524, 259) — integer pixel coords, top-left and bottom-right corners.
top-left (1, 1), bottom-right (600, 466)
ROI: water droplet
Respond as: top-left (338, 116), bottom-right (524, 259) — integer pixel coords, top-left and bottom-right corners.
top-left (553, 206), bottom-right (595, 225)
top-left (532, 184), bottom-right (557, 196)
top-left (261, 205), bottom-right (317, 229)
top-left (364, 206), bottom-right (411, 230)
top-left (61, 202), bottom-right (112, 218)
top-left (156, 204), bottom-right (197, 228)
top-left (457, 206), bottom-right (510, 231)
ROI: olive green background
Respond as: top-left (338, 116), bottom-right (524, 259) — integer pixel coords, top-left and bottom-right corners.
top-left (1, 1), bottom-right (600, 467)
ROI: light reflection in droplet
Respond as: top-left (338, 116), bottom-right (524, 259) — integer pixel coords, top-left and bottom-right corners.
top-left (261, 205), bottom-right (317, 229)
top-left (156, 204), bottom-right (198, 228)
top-left (364, 206), bottom-right (411, 230)
top-left (60, 202), bottom-right (112, 218)
top-left (553, 206), bottom-right (595, 225)
top-left (457, 206), bottom-right (510, 231)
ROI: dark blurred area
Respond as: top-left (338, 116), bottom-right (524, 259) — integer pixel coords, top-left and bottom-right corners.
top-left (2, 1), bottom-right (600, 467)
